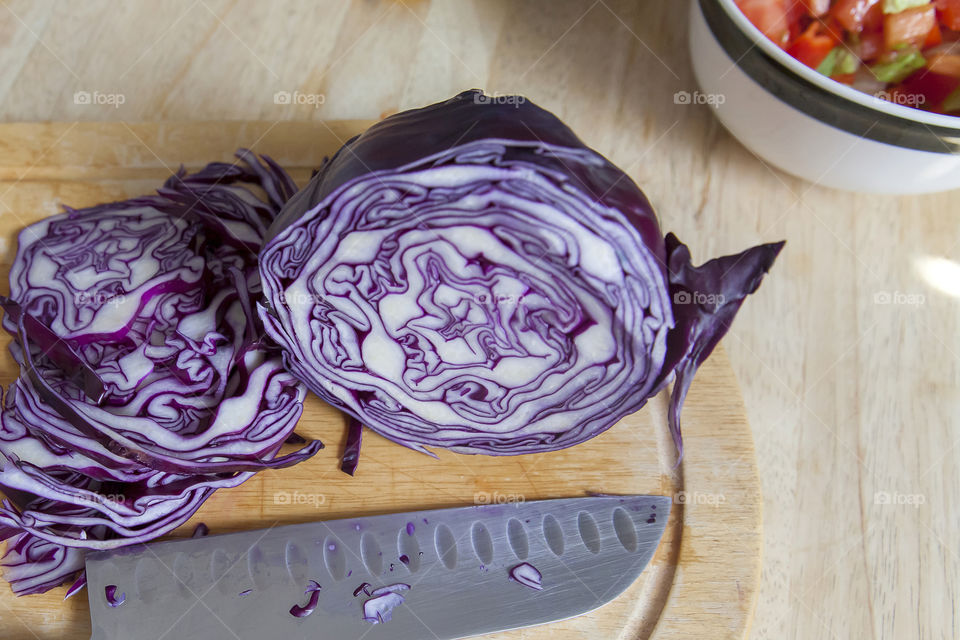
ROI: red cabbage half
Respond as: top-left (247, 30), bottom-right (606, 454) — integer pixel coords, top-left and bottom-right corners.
top-left (0, 152), bottom-right (322, 595)
top-left (259, 90), bottom-right (783, 457)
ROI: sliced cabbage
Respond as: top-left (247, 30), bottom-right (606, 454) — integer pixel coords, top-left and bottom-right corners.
top-left (260, 91), bottom-right (783, 457)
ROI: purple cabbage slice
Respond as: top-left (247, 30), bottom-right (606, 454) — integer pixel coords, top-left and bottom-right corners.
top-left (0, 151), bottom-right (322, 595)
top-left (104, 584), bottom-right (125, 607)
top-left (259, 90), bottom-right (783, 457)
top-left (63, 570), bottom-right (87, 599)
top-left (289, 581), bottom-right (322, 617)
top-left (340, 417), bottom-right (363, 476)
top-left (368, 582), bottom-right (410, 598)
top-left (361, 584), bottom-right (410, 624)
top-left (0, 532), bottom-right (85, 596)
top-left (509, 562), bottom-right (543, 590)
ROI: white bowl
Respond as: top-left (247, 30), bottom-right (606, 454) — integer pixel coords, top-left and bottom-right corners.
top-left (689, 0), bottom-right (960, 194)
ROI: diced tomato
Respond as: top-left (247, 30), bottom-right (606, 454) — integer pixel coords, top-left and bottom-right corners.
top-left (924, 21), bottom-right (942, 48)
top-left (934, 0), bottom-right (960, 31)
top-left (888, 70), bottom-right (960, 111)
top-left (786, 3), bottom-right (811, 42)
top-left (737, 0), bottom-right (791, 46)
top-left (787, 22), bottom-right (837, 68)
top-left (831, 0), bottom-right (881, 32)
top-left (802, 0), bottom-right (832, 16)
top-left (863, 1), bottom-right (885, 31)
top-left (884, 5), bottom-right (937, 50)
top-left (858, 30), bottom-right (886, 60)
top-left (736, 0), bottom-right (960, 114)
top-left (820, 15), bottom-right (849, 44)
top-left (927, 53), bottom-right (960, 77)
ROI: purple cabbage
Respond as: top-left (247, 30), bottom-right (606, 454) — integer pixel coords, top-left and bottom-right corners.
top-left (63, 570), bottom-right (87, 600)
top-left (0, 532), bottom-right (85, 596)
top-left (289, 580), bottom-right (322, 617)
top-left (104, 584), bottom-right (125, 607)
top-left (361, 583), bottom-right (410, 624)
top-left (259, 90), bottom-right (783, 457)
top-left (340, 417), bottom-right (363, 476)
top-left (509, 562), bottom-right (543, 590)
top-left (0, 151), bottom-right (322, 595)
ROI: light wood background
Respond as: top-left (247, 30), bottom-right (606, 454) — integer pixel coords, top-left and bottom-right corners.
top-left (0, 1), bottom-right (954, 639)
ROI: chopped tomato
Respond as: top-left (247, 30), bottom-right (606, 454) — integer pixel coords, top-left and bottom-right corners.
top-left (802, 0), bottom-right (833, 16)
top-left (862, 1), bottom-right (885, 31)
top-left (737, 0), bottom-right (791, 46)
top-left (788, 22), bottom-right (837, 68)
top-left (884, 5), bottom-right (937, 50)
top-left (820, 15), bottom-right (849, 43)
top-left (734, 0), bottom-right (960, 114)
top-left (927, 53), bottom-right (960, 76)
top-left (787, 3), bottom-right (810, 41)
top-left (888, 70), bottom-right (960, 110)
top-left (858, 30), bottom-right (886, 60)
top-left (924, 21), bottom-right (943, 47)
top-left (934, 0), bottom-right (960, 31)
top-left (831, 0), bottom-right (881, 32)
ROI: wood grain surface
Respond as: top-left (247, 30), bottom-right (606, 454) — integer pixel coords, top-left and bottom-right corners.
top-left (0, 121), bottom-right (760, 639)
top-left (0, 2), bottom-right (954, 639)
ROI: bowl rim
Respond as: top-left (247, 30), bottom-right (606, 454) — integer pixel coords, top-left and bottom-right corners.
top-left (715, 0), bottom-right (960, 130)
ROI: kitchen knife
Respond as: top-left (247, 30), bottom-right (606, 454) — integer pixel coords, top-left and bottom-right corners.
top-left (85, 495), bottom-right (670, 640)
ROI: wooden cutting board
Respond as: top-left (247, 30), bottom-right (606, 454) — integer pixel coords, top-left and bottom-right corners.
top-left (0, 122), bottom-right (761, 640)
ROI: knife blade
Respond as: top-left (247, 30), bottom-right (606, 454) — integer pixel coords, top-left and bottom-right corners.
top-left (85, 495), bottom-right (670, 640)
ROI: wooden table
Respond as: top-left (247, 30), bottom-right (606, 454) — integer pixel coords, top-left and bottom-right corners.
top-left (0, 2), bottom-right (954, 639)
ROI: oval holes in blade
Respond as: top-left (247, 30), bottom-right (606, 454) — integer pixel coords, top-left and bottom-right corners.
top-left (286, 541), bottom-right (307, 583)
top-left (507, 518), bottom-right (529, 560)
top-left (613, 507), bottom-right (639, 552)
top-left (542, 514), bottom-right (564, 556)
top-left (577, 511), bottom-right (601, 554)
top-left (210, 549), bottom-right (233, 594)
top-left (361, 533), bottom-right (383, 576)
top-left (435, 524), bottom-right (458, 570)
top-left (397, 526), bottom-right (422, 572)
top-left (323, 537), bottom-right (347, 581)
top-left (471, 522), bottom-right (494, 565)
top-left (135, 556), bottom-right (163, 600)
top-left (247, 545), bottom-right (270, 591)
top-left (172, 552), bottom-right (195, 594)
